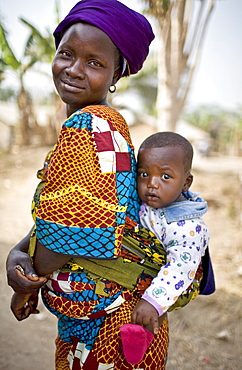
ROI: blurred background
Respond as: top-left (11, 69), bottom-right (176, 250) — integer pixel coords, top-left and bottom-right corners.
top-left (1, 0), bottom-right (242, 155)
top-left (0, 1), bottom-right (242, 369)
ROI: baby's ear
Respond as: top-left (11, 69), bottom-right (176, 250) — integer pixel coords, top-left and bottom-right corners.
top-left (182, 173), bottom-right (193, 192)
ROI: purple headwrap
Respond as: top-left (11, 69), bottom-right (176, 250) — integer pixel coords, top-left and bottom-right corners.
top-left (53, 0), bottom-right (154, 76)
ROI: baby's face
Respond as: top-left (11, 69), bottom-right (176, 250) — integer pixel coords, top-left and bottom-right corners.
top-left (137, 146), bottom-right (190, 208)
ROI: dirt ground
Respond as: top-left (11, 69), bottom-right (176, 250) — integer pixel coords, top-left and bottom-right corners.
top-left (0, 141), bottom-right (242, 370)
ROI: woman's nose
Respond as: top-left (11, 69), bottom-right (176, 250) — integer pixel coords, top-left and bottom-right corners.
top-left (66, 59), bottom-right (85, 79)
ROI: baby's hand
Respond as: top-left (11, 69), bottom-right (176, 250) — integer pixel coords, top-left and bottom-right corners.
top-left (131, 299), bottom-right (159, 335)
top-left (11, 291), bottom-right (39, 321)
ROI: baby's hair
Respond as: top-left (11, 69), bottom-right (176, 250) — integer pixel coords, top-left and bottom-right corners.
top-left (139, 131), bottom-right (193, 172)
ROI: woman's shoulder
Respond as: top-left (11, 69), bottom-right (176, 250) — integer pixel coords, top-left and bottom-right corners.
top-left (81, 105), bottom-right (133, 147)
top-left (63, 105), bottom-right (133, 147)
top-left (82, 105), bottom-right (126, 125)
top-left (82, 104), bottom-right (120, 116)
top-left (65, 105), bottom-right (119, 119)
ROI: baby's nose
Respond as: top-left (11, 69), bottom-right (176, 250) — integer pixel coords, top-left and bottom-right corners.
top-left (147, 177), bottom-right (159, 188)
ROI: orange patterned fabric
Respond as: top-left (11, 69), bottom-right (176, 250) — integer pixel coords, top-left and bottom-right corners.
top-left (33, 105), bottom-right (140, 259)
top-left (55, 293), bottom-right (169, 370)
top-left (34, 105), bottom-right (169, 369)
top-left (56, 336), bottom-right (72, 370)
top-left (37, 105), bottom-right (133, 227)
top-left (37, 126), bottom-right (119, 228)
top-left (82, 105), bottom-right (133, 146)
top-left (92, 294), bottom-right (169, 370)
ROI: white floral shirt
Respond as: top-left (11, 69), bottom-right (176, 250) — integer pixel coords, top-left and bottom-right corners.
top-left (140, 201), bottom-right (209, 315)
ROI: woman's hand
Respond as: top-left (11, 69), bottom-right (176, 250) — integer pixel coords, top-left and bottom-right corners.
top-left (7, 249), bottom-right (48, 293)
top-left (11, 291), bottom-right (39, 321)
top-left (6, 230), bottom-right (48, 294)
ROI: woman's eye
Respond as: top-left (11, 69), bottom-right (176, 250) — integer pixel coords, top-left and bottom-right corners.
top-left (89, 60), bottom-right (102, 67)
top-left (162, 174), bottom-right (170, 180)
top-left (59, 51), bottom-right (71, 57)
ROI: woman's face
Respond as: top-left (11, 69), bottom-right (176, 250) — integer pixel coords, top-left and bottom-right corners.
top-left (52, 23), bottom-right (120, 116)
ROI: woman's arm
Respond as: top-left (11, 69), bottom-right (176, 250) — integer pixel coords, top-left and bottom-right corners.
top-left (33, 240), bottom-right (70, 276)
top-left (11, 291), bottom-right (39, 321)
top-left (6, 228), bottom-right (47, 293)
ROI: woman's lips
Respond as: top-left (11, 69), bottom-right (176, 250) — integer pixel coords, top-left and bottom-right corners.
top-left (61, 80), bottom-right (85, 93)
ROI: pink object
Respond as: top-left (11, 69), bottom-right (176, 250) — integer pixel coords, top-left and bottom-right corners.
top-left (120, 323), bottom-right (154, 364)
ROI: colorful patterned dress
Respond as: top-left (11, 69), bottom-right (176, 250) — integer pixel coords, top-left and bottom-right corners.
top-left (30, 105), bottom-right (169, 370)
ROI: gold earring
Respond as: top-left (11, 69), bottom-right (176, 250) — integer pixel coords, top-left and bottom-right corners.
top-left (109, 85), bottom-right (116, 93)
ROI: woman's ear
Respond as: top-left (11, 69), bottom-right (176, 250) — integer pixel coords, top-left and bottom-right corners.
top-left (182, 173), bottom-right (193, 192)
top-left (112, 66), bottom-right (121, 85)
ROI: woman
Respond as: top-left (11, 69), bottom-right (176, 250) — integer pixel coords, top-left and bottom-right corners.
top-left (7, 1), bottom-right (171, 369)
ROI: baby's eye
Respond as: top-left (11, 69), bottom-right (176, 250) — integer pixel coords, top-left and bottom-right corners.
top-left (162, 174), bottom-right (170, 180)
top-left (138, 172), bottom-right (148, 178)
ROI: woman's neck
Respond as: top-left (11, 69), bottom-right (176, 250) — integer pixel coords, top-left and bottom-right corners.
top-left (66, 98), bottom-right (110, 117)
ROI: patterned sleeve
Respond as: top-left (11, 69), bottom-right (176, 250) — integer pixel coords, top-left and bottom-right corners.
top-left (34, 105), bottom-right (140, 259)
top-left (142, 218), bottom-right (209, 315)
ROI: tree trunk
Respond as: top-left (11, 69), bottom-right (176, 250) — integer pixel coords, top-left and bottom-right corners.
top-left (148, 0), bottom-right (215, 132)
top-left (156, 32), bottom-right (172, 131)
top-left (17, 84), bottom-right (37, 146)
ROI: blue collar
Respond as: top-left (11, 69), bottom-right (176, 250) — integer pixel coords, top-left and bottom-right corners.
top-left (162, 190), bottom-right (208, 223)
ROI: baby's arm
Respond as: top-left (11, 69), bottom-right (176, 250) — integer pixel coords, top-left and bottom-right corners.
top-left (131, 299), bottom-right (161, 334)
top-left (141, 219), bottom-right (208, 315)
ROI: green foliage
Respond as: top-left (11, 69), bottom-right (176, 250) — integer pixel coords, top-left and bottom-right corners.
top-left (117, 53), bottom-right (158, 115)
top-left (20, 18), bottom-right (55, 64)
top-left (0, 22), bottom-right (20, 70)
top-left (0, 15), bottom-right (58, 146)
top-left (145, 0), bottom-right (170, 14)
top-left (160, 0), bottom-right (170, 11)
top-left (0, 86), bottom-right (15, 101)
top-left (0, 14), bottom-right (56, 81)
top-left (183, 105), bottom-right (242, 155)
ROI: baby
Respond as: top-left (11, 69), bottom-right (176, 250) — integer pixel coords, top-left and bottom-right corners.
top-left (131, 131), bottom-right (211, 321)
